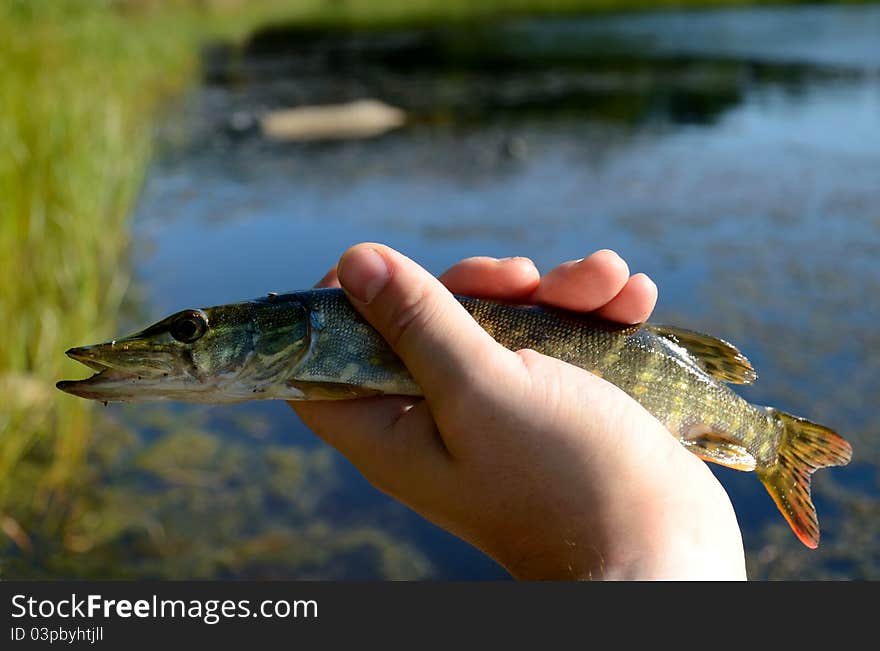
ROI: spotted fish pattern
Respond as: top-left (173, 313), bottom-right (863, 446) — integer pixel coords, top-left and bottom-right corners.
top-left (58, 288), bottom-right (853, 548)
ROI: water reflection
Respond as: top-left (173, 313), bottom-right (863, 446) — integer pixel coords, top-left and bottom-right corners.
top-left (118, 6), bottom-right (880, 579)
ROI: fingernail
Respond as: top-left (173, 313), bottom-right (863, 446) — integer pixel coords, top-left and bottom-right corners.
top-left (337, 247), bottom-right (391, 304)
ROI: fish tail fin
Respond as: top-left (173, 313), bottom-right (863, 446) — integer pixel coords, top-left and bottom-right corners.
top-left (757, 407), bottom-right (852, 549)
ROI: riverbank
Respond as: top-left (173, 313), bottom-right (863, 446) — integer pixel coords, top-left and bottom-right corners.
top-left (0, 0), bottom-right (319, 562)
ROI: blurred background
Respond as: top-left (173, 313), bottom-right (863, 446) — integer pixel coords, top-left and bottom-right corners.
top-left (1, 0), bottom-right (878, 580)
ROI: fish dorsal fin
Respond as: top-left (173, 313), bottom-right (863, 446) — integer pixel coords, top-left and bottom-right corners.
top-left (648, 325), bottom-right (757, 384)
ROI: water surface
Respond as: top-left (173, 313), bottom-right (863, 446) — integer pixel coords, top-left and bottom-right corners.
top-left (122, 5), bottom-right (880, 579)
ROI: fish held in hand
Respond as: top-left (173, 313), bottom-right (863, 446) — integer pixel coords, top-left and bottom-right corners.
top-left (57, 288), bottom-right (852, 548)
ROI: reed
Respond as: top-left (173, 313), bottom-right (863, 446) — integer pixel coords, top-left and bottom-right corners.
top-left (0, 0), bottom-right (302, 557)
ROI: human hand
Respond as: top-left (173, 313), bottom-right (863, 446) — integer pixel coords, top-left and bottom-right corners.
top-left (289, 244), bottom-right (746, 580)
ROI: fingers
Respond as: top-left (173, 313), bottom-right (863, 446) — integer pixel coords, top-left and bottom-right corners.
top-left (336, 243), bottom-right (517, 409)
top-left (531, 249), bottom-right (630, 312)
top-left (320, 256), bottom-right (541, 300)
top-left (595, 273), bottom-right (658, 324)
top-left (291, 397), bottom-right (411, 458)
top-left (533, 250), bottom-right (657, 324)
top-left (314, 265), bottom-right (341, 289)
top-left (290, 396), bottom-right (453, 495)
top-left (320, 248), bottom-right (656, 324)
top-left (438, 256), bottom-right (539, 300)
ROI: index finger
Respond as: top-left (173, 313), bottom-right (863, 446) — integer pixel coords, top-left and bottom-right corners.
top-left (438, 256), bottom-right (539, 299)
top-left (315, 265), bottom-right (341, 288)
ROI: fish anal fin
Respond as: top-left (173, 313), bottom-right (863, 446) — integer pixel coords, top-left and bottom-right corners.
top-left (758, 407), bottom-right (853, 549)
top-left (682, 424), bottom-right (757, 471)
top-left (649, 325), bottom-right (757, 384)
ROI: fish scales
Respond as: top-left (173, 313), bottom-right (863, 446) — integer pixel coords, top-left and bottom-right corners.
top-left (57, 288), bottom-right (853, 548)
top-left (298, 290), bottom-right (776, 463)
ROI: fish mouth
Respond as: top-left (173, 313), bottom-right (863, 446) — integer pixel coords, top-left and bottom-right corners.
top-left (57, 346), bottom-right (137, 400)
top-left (56, 344), bottom-right (173, 402)
top-left (56, 368), bottom-right (139, 400)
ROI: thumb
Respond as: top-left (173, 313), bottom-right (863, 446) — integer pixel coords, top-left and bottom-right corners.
top-left (336, 243), bottom-right (515, 410)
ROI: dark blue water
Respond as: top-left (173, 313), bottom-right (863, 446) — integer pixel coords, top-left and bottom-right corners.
top-left (125, 5), bottom-right (880, 579)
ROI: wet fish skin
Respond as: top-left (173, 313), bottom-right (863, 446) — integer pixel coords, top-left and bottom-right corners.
top-left (57, 288), bottom-right (852, 548)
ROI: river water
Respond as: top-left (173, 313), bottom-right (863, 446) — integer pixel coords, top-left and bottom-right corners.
top-left (119, 5), bottom-right (879, 579)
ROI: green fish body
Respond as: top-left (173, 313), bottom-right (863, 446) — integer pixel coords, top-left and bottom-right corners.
top-left (58, 288), bottom-right (852, 548)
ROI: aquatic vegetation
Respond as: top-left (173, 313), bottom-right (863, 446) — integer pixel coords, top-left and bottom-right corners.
top-left (0, 406), bottom-right (431, 579)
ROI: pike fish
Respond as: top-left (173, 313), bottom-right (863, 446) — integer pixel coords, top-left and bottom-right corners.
top-left (57, 288), bottom-right (852, 548)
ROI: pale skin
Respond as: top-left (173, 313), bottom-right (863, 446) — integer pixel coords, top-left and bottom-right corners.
top-left (289, 243), bottom-right (747, 580)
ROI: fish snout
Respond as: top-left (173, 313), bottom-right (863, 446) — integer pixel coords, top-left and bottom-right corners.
top-left (66, 343), bottom-right (117, 372)
top-left (65, 341), bottom-right (173, 377)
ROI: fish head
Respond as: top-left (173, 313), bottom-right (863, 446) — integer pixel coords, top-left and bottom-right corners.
top-left (57, 295), bottom-right (313, 403)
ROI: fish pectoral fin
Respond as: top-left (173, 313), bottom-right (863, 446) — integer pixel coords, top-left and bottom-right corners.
top-left (648, 325), bottom-right (757, 384)
top-left (286, 380), bottom-right (383, 400)
top-left (681, 424), bottom-right (757, 471)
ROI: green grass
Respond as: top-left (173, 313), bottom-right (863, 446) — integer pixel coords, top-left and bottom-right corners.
top-left (0, 0), bottom-right (873, 572)
top-left (0, 0), bottom-right (308, 562)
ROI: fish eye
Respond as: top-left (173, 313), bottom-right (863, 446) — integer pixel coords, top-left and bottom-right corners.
top-left (169, 310), bottom-right (208, 344)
